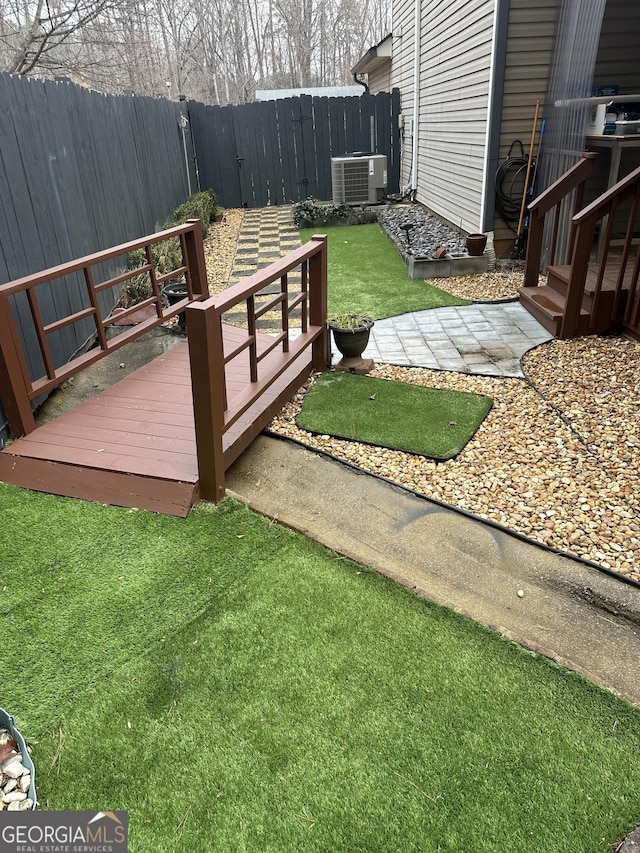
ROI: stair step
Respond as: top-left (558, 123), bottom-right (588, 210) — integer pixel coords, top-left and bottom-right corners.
top-left (547, 263), bottom-right (634, 298)
top-left (517, 285), bottom-right (589, 337)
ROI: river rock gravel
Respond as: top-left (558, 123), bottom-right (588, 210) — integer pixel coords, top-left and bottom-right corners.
top-left (203, 209), bottom-right (245, 294)
top-left (378, 203), bottom-right (465, 257)
top-left (206, 208), bottom-right (639, 583)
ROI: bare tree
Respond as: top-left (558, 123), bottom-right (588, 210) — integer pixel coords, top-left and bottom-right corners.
top-left (0, 0), bottom-right (392, 103)
top-left (0, 0), bottom-right (119, 76)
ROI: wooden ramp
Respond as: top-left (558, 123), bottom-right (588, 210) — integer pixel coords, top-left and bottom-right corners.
top-left (0, 327), bottom-right (314, 516)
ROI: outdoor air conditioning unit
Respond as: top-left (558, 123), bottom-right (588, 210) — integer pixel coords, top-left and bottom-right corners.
top-left (331, 154), bottom-right (387, 205)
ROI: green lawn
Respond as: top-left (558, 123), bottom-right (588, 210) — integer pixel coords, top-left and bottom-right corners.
top-left (3, 482), bottom-right (640, 852)
top-left (300, 223), bottom-right (469, 319)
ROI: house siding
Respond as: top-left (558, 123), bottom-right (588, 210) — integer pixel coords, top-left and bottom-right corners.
top-left (390, 0), bottom-right (416, 192)
top-left (594, 0), bottom-right (640, 93)
top-left (392, 0), bottom-right (495, 232)
top-left (494, 0), bottom-right (559, 241)
top-left (389, 0), bottom-right (637, 242)
top-left (589, 0), bottom-right (640, 214)
top-left (367, 65), bottom-right (392, 94)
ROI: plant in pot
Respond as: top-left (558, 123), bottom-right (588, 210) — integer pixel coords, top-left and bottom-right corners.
top-left (163, 280), bottom-right (190, 330)
top-left (327, 312), bottom-right (375, 373)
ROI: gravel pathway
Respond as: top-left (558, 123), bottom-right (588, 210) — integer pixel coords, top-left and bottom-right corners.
top-left (203, 208), bottom-right (640, 584)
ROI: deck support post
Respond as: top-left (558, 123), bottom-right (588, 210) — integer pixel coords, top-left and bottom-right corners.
top-left (309, 235), bottom-right (330, 372)
top-left (187, 302), bottom-right (227, 504)
top-left (0, 297), bottom-right (35, 437)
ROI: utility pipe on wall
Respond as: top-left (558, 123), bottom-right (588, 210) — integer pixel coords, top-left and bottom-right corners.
top-left (410, 0), bottom-right (421, 192)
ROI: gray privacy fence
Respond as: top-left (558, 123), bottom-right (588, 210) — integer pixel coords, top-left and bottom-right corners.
top-left (0, 77), bottom-right (400, 443)
top-left (0, 72), bottom-right (196, 442)
top-left (188, 90), bottom-right (401, 208)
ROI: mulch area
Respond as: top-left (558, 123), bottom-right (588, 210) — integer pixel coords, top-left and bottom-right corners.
top-left (203, 210), bottom-right (640, 584)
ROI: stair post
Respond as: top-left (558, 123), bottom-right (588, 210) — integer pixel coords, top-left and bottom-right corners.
top-left (559, 214), bottom-right (597, 339)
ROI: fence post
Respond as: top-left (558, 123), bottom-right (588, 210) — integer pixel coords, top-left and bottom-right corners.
top-left (309, 234), bottom-right (330, 372)
top-left (0, 296), bottom-right (36, 437)
top-left (186, 300), bottom-right (227, 503)
top-left (184, 220), bottom-right (209, 299)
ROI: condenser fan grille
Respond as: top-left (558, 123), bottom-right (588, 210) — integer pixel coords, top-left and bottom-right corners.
top-left (341, 160), bottom-right (370, 203)
top-left (331, 155), bottom-right (387, 205)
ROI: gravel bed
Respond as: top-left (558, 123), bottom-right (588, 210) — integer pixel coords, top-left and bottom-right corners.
top-left (378, 203), bottom-right (464, 257)
top-left (203, 209), bottom-right (245, 294)
top-left (209, 207), bottom-right (639, 583)
top-left (377, 203), bottom-right (547, 301)
top-left (269, 337), bottom-right (639, 583)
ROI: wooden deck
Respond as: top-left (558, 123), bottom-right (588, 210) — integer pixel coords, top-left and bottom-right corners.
top-left (0, 325), bottom-right (314, 516)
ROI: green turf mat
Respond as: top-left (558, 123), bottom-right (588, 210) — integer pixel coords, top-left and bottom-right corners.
top-left (297, 372), bottom-right (493, 460)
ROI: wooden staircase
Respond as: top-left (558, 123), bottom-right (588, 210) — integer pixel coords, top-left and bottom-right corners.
top-left (519, 262), bottom-right (632, 337)
top-left (518, 153), bottom-right (640, 340)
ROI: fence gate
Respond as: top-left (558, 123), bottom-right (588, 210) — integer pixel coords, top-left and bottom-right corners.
top-left (188, 90), bottom-right (401, 209)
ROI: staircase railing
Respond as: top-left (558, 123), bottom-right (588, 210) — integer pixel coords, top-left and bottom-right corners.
top-left (560, 164), bottom-right (640, 339)
top-left (523, 153), bottom-right (598, 289)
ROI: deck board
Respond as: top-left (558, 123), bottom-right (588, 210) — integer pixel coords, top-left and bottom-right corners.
top-left (0, 328), bottom-right (313, 515)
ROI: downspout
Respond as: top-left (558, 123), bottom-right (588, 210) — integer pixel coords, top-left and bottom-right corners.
top-left (354, 72), bottom-right (369, 93)
top-left (410, 0), bottom-right (421, 194)
top-left (480, 0), bottom-right (509, 231)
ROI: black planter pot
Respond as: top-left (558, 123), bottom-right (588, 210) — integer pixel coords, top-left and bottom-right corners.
top-left (164, 282), bottom-right (189, 330)
top-left (329, 316), bottom-right (374, 370)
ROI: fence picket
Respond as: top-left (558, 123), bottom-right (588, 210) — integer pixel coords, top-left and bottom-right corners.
top-left (188, 91), bottom-right (400, 209)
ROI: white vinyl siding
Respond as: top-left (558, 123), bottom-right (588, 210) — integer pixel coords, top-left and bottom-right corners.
top-left (494, 0), bottom-right (558, 240)
top-left (415, 0), bottom-right (495, 232)
top-left (390, 0), bottom-right (417, 191)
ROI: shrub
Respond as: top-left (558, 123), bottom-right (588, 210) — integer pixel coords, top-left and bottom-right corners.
top-left (121, 190), bottom-right (217, 308)
top-left (173, 190), bottom-right (218, 237)
top-left (127, 235), bottom-right (182, 278)
top-left (120, 271), bottom-right (152, 307)
top-left (292, 199), bottom-right (351, 228)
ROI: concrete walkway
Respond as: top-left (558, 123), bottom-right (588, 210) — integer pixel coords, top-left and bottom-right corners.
top-left (226, 436), bottom-right (640, 706)
top-left (366, 302), bottom-right (552, 377)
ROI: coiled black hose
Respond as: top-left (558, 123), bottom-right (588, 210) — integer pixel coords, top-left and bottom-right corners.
top-left (495, 140), bottom-right (533, 234)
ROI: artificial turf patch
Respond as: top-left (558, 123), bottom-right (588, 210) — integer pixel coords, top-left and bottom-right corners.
top-left (5, 486), bottom-right (640, 851)
top-left (297, 372), bottom-right (493, 460)
top-left (300, 223), bottom-right (469, 319)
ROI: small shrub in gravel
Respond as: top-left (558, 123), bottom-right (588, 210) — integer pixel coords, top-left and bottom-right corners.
top-left (292, 199), bottom-right (381, 228)
top-left (292, 199), bottom-right (351, 228)
top-left (174, 190), bottom-right (218, 237)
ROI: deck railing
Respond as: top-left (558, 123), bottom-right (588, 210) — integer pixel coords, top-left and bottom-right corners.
top-left (187, 234), bottom-right (329, 504)
top-left (523, 152), bottom-right (598, 289)
top-left (561, 164), bottom-right (640, 339)
top-left (0, 220), bottom-right (207, 437)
